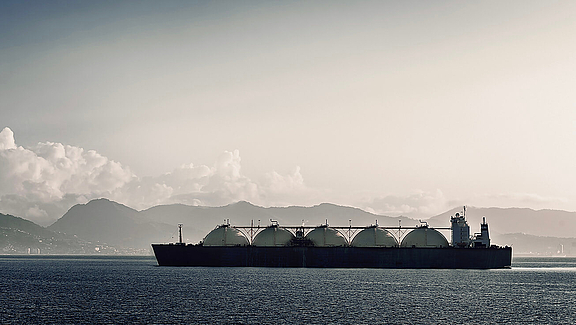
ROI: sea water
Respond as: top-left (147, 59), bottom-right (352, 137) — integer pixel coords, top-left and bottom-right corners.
top-left (1, 256), bottom-right (575, 324)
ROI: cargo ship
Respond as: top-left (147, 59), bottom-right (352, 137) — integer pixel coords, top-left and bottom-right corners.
top-left (152, 207), bottom-right (512, 269)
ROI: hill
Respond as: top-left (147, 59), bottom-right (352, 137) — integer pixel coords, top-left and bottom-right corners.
top-left (0, 199), bottom-right (569, 256)
top-left (0, 213), bottom-right (106, 254)
top-left (426, 206), bottom-right (576, 238)
top-left (492, 233), bottom-right (576, 256)
top-left (48, 198), bottom-right (175, 250)
top-left (139, 201), bottom-right (417, 243)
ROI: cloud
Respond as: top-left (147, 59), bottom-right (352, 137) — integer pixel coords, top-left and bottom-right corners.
top-left (472, 193), bottom-right (569, 210)
top-left (357, 189), bottom-right (451, 218)
top-left (354, 190), bottom-right (575, 220)
top-left (118, 150), bottom-right (263, 209)
top-left (116, 151), bottom-right (317, 210)
top-left (258, 166), bottom-right (319, 206)
top-left (0, 128), bottom-right (317, 224)
top-left (0, 128), bottom-right (16, 150)
top-left (0, 127), bottom-right (133, 224)
top-left (264, 166), bottom-right (305, 193)
top-left (6, 126), bottom-right (566, 227)
top-left (0, 193), bottom-right (90, 226)
top-left (0, 129), bottom-right (133, 200)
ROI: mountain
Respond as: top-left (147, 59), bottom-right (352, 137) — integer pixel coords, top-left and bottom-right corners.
top-left (139, 201), bottom-right (417, 243)
top-left (13, 199), bottom-right (571, 256)
top-left (1, 212), bottom-right (53, 238)
top-left (0, 213), bottom-right (100, 254)
top-left (48, 198), bottom-right (175, 250)
top-left (492, 233), bottom-right (576, 256)
top-left (44, 199), bottom-right (418, 249)
top-left (426, 206), bottom-right (576, 238)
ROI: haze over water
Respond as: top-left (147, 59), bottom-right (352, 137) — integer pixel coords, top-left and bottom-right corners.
top-left (1, 256), bottom-right (574, 324)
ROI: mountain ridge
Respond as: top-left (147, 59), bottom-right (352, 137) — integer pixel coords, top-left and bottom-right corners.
top-left (2, 199), bottom-right (576, 255)
top-left (0, 212), bottom-right (118, 254)
top-left (427, 206), bottom-right (576, 238)
top-left (48, 198), bottom-right (176, 249)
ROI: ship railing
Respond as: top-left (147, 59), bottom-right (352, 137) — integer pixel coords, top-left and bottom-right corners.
top-left (232, 225), bottom-right (451, 246)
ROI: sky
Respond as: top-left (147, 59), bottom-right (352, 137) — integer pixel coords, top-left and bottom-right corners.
top-left (1, 1), bottom-right (576, 225)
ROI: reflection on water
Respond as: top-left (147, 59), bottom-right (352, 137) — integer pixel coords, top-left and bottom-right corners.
top-left (513, 256), bottom-right (576, 269)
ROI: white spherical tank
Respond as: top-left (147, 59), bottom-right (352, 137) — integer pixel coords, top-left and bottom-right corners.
top-left (351, 227), bottom-right (398, 247)
top-left (203, 225), bottom-right (249, 246)
top-left (305, 226), bottom-right (348, 247)
top-left (400, 227), bottom-right (448, 248)
top-left (252, 226), bottom-right (295, 246)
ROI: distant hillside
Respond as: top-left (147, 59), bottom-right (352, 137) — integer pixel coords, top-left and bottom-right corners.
top-left (0, 213), bottom-right (99, 254)
top-left (427, 206), bottom-right (576, 238)
top-left (48, 198), bottom-right (175, 250)
top-left (140, 201), bottom-right (417, 243)
top-left (492, 233), bottom-right (576, 256)
top-left (0, 212), bottom-right (53, 238)
top-left (14, 199), bottom-right (572, 255)
top-left (45, 199), bottom-right (418, 248)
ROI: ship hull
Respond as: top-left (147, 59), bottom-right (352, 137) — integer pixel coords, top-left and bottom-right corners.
top-left (152, 245), bottom-right (512, 269)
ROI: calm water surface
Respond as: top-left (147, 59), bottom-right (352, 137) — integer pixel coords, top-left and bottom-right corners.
top-left (1, 256), bottom-right (575, 324)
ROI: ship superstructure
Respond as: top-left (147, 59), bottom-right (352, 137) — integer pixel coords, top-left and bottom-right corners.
top-left (451, 207), bottom-right (471, 247)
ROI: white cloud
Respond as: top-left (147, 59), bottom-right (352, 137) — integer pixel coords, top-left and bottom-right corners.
top-left (471, 192), bottom-right (570, 211)
top-left (258, 166), bottom-right (320, 206)
top-left (0, 127), bottom-right (133, 223)
top-left (114, 150), bottom-right (263, 210)
top-left (264, 166), bottom-right (305, 193)
top-left (0, 193), bottom-right (90, 226)
top-left (0, 129), bottom-right (133, 201)
top-left (353, 190), bottom-right (575, 220)
top-left (26, 205), bottom-right (49, 219)
top-left (114, 151), bottom-right (317, 210)
top-left (4, 127), bottom-right (568, 226)
top-left (0, 128), bottom-right (317, 224)
top-left (356, 189), bottom-right (451, 218)
top-left (0, 128), bottom-right (16, 150)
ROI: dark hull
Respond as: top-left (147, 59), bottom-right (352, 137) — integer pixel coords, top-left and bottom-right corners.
top-left (152, 244), bottom-right (512, 269)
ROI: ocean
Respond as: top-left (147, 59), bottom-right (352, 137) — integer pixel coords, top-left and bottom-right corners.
top-left (1, 256), bottom-right (575, 324)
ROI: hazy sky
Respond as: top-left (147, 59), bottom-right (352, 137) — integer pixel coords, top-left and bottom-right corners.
top-left (2, 1), bottom-right (576, 225)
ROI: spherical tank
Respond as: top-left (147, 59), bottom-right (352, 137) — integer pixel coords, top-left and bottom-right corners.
top-left (203, 225), bottom-right (249, 246)
top-left (305, 226), bottom-right (348, 247)
top-left (351, 227), bottom-right (398, 247)
top-left (400, 227), bottom-right (448, 248)
top-left (252, 226), bottom-right (295, 246)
